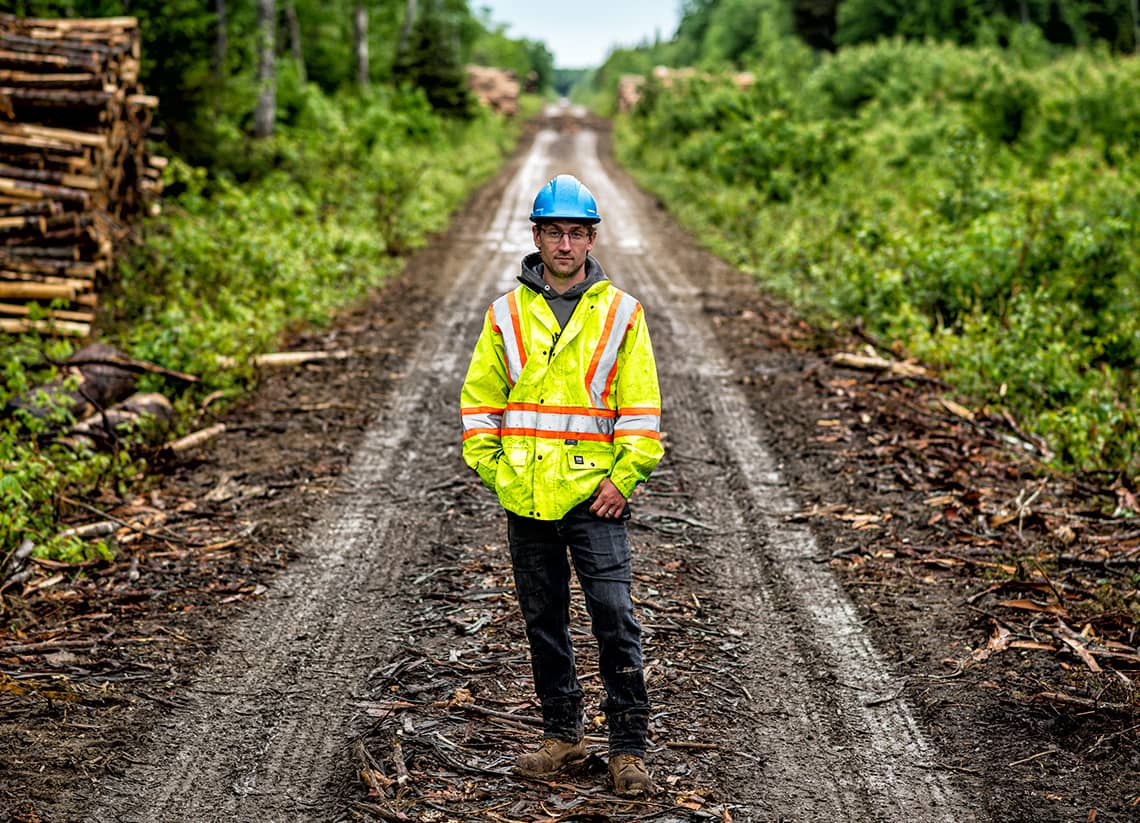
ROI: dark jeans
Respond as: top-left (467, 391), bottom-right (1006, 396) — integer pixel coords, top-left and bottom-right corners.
top-left (507, 500), bottom-right (650, 757)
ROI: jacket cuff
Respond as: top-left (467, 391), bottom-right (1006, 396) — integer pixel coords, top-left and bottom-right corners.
top-left (609, 472), bottom-right (637, 500)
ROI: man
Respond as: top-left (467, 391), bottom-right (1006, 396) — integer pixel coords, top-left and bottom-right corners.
top-left (460, 174), bottom-right (664, 797)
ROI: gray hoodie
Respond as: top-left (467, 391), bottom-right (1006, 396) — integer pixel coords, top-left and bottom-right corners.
top-left (517, 251), bottom-right (609, 330)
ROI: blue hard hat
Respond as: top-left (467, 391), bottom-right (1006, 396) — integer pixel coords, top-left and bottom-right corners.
top-left (530, 174), bottom-right (601, 223)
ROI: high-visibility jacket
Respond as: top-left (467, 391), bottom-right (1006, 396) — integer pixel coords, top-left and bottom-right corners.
top-left (461, 278), bottom-right (664, 520)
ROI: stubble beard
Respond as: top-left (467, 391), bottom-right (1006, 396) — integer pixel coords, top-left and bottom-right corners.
top-left (544, 251), bottom-right (586, 281)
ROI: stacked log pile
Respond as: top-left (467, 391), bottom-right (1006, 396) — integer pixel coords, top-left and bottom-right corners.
top-left (466, 65), bottom-right (519, 116)
top-left (0, 13), bottom-right (163, 338)
top-left (617, 66), bottom-right (756, 113)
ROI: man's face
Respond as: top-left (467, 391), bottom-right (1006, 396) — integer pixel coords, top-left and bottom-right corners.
top-left (533, 221), bottom-right (596, 281)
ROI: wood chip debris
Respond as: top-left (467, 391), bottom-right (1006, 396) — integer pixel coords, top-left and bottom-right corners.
top-left (345, 478), bottom-right (749, 820)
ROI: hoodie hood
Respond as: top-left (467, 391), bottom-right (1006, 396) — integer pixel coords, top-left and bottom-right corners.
top-left (518, 252), bottom-right (608, 330)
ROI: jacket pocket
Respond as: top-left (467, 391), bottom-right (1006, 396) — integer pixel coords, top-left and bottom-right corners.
top-left (497, 448), bottom-right (529, 480)
top-left (566, 446), bottom-right (613, 472)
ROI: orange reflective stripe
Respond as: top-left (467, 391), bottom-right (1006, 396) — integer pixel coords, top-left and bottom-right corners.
top-left (463, 406), bottom-right (506, 415)
top-left (584, 294), bottom-right (621, 399)
top-left (614, 430), bottom-right (661, 440)
top-left (500, 428), bottom-right (613, 442)
top-left (601, 364), bottom-right (619, 408)
top-left (602, 303), bottom-right (641, 408)
top-left (585, 292), bottom-right (639, 409)
top-left (508, 291), bottom-right (527, 372)
top-left (617, 406), bottom-right (660, 416)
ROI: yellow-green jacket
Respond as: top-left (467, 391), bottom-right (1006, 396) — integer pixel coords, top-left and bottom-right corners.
top-left (460, 264), bottom-right (663, 520)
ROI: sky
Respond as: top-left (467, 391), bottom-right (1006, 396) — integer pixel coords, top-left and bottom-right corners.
top-left (475, 1), bottom-right (684, 69)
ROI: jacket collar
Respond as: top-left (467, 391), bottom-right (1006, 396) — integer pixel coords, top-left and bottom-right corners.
top-left (516, 254), bottom-right (612, 352)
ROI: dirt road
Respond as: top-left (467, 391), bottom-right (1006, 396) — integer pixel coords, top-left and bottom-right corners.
top-left (18, 107), bottom-right (1140, 822)
top-left (20, 106), bottom-right (971, 822)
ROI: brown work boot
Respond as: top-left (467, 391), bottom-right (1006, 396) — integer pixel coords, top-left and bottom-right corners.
top-left (514, 737), bottom-right (587, 777)
top-left (609, 753), bottom-right (652, 796)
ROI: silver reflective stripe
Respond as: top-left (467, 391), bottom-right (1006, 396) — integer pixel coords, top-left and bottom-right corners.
top-left (614, 413), bottom-right (660, 434)
top-left (587, 293), bottom-right (639, 408)
top-left (462, 412), bottom-right (502, 433)
top-left (503, 408), bottom-right (615, 437)
top-left (491, 294), bottom-right (524, 385)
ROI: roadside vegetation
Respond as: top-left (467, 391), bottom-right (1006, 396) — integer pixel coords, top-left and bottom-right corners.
top-left (0, 0), bottom-right (548, 561)
top-left (597, 2), bottom-right (1140, 485)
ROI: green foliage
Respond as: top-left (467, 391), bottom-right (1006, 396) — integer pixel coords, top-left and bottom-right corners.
top-left (0, 85), bottom-right (516, 558)
top-left (0, 398), bottom-right (141, 561)
top-left (616, 36), bottom-right (1140, 478)
top-left (701, 0), bottom-right (796, 66)
top-left (834, 0), bottom-right (1138, 51)
top-left (644, 0), bottom-right (1139, 62)
top-left (627, 72), bottom-right (851, 201)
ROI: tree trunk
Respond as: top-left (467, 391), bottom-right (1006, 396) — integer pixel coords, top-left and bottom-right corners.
top-left (213, 0), bottom-right (227, 76)
top-left (1131, 0), bottom-right (1140, 54)
top-left (284, 2), bottom-right (306, 84)
top-left (254, 0), bottom-right (276, 139)
top-left (353, 4), bottom-right (369, 88)
top-left (399, 0), bottom-right (416, 53)
top-left (1018, 0), bottom-right (1029, 26)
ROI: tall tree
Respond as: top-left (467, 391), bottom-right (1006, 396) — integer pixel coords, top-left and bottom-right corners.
top-left (400, 0), bottom-right (417, 53)
top-left (1133, 0), bottom-right (1140, 51)
top-left (354, 3), bottom-right (369, 87)
top-left (394, 0), bottom-right (473, 116)
top-left (254, 0), bottom-right (276, 138)
top-left (284, 1), bottom-right (306, 84)
top-left (212, 0), bottom-right (227, 78)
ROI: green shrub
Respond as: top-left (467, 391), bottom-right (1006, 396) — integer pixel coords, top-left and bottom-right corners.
top-left (616, 37), bottom-right (1140, 479)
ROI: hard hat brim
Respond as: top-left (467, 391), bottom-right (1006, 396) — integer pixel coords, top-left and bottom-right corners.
top-left (530, 215), bottom-right (601, 224)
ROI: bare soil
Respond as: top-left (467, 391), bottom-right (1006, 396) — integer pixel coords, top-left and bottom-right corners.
top-left (2, 110), bottom-right (1136, 823)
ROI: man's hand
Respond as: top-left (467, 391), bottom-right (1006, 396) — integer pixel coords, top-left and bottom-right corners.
top-left (590, 478), bottom-right (628, 519)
